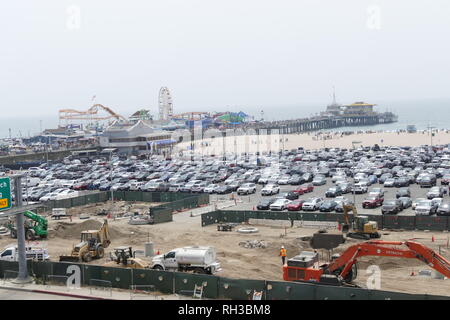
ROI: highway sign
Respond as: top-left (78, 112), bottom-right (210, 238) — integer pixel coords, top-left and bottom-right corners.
top-left (0, 177), bottom-right (12, 211)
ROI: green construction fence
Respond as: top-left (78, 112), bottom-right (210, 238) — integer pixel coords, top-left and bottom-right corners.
top-left (201, 210), bottom-right (450, 232)
top-left (1, 260), bottom-right (448, 300)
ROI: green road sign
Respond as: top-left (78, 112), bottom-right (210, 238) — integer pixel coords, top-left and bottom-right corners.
top-left (0, 177), bottom-right (12, 211)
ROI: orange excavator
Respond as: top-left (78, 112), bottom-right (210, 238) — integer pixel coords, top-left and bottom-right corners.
top-left (283, 240), bottom-right (450, 286)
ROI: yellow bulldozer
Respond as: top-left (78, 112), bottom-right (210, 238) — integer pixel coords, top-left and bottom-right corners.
top-left (60, 219), bottom-right (111, 262)
top-left (110, 246), bottom-right (150, 269)
top-left (342, 204), bottom-right (381, 240)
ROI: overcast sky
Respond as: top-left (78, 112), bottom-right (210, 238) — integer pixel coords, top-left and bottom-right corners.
top-left (2, 0), bottom-right (450, 119)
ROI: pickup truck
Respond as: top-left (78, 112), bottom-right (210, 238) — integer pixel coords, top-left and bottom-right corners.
top-left (0, 245), bottom-right (50, 262)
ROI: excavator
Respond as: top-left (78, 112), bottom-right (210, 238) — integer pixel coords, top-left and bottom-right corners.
top-left (283, 240), bottom-right (450, 286)
top-left (110, 246), bottom-right (150, 269)
top-left (8, 211), bottom-right (48, 241)
top-left (342, 204), bottom-right (380, 240)
top-left (59, 219), bottom-right (111, 263)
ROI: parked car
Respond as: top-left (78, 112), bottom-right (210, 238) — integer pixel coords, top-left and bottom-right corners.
top-left (398, 197), bottom-right (412, 209)
top-left (384, 178), bottom-right (397, 188)
top-left (312, 176), bottom-right (326, 186)
top-left (415, 199), bottom-right (438, 216)
top-left (352, 183), bottom-right (368, 194)
top-left (319, 200), bottom-right (338, 212)
top-left (293, 183), bottom-right (314, 195)
top-left (362, 195), bottom-right (384, 208)
top-left (204, 184), bottom-right (219, 194)
top-left (270, 199), bottom-right (291, 211)
top-left (381, 199), bottom-right (403, 215)
top-left (325, 186), bottom-right (342, 198)
top-left (412, 197), bottom-right (426, 210)
top-left (369, 187), bottom-right (385, 198)
top-left (261, 184), bottom-right (280, 196)
top-left (302, 198), bottom-right (324, 211)
top-left (215, 185), bottom-right (233, 194)
top-left (396, 188), bottom-right (411, 199)
top-left (287, 200), bottom-right (306, 211)
top-left (427, 186), bottom-right (446, 199)
top-left (257, 198), bottom-right (276, 210)
top-left (437, 202), bottom-right (450, 216)
top-left (237, 183), bottom-right (257, 195)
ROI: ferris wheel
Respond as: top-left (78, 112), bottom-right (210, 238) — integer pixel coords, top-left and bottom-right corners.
top-left (158, 87), bottom-right (173, 120)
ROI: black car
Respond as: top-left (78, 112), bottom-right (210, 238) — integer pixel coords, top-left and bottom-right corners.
top-left (257, 198), bottom-right (276, 210)
top-left (216, 185), bottom-right (233, 194)
top-left (319, 200), bottom-right (338, 212)
top-left (325, 186), bottom-right (342, 198)
top-left (394, 177), bottom-right (410, 187)
top-left (437, 202), bottom-right (450, 216)
top-left (396, 188), bottom-right (411, 198)
top-left (381, 199), bottom-right (403, 215)
top-left (288, 176), bottom-right (304, 185)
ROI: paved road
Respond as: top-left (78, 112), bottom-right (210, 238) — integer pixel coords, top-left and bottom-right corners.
top-left (0, 288), bottom-right (84, 300)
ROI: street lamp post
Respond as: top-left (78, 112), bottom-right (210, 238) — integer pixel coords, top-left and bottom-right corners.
top-left (109, 151), bottom-right (114, 206)
top-left (13, 175), bottom-right (31, 284)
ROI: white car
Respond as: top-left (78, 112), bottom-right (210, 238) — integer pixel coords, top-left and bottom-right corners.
top-left (129, 181), bottom-right (145, 191)
top-left (39, 193), bottom-right (59, 202)
top-left (415, 200), bottom-right (436, 216)
top-left (237, 183), bottom-right (257, 195)
top-left (204, 184), bottom-right (219, 194)
top-left (53, 189), bottom-right (78, 200)
top-left (302, 198), bottom-right (324, 211)
top-left (270, 199), bottom-right (291, 211)
top-left (261, 184), bottom-right (280, 196)
top-left (412, 198), bottom-right (426, 210)
top-left (277, 176), bottom-right (291, 185)
top-left (352, 183), bottom-right (368, 194)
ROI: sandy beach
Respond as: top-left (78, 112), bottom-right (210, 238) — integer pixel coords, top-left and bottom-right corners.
top-left (175, 129), bottom-right (450, 156)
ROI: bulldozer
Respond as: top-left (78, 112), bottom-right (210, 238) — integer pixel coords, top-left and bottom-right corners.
top-left (342, 204), bottom-right (380, 240)
top-left (110, 246), bottom-right (150, 269)
top-left (59, 219), bottom-right (111, 263)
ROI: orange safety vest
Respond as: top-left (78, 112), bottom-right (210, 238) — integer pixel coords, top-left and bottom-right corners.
top-left (280, 248), bottom-right (287, 257)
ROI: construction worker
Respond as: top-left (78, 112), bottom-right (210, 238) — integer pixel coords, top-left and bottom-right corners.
top-left (279, 246), bottom-right (287, 265)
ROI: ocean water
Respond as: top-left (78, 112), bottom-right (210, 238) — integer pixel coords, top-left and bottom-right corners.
top-left (2, 98), bottom-right (449, 139)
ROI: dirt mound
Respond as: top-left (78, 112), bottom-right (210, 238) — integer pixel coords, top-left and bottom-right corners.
top-left (50, 219), bottom-right (127, 239)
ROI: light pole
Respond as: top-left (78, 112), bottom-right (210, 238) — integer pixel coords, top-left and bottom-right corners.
top-left (12, 175), bottom-right (31, 284)
top-left (109, 151), bottom-right (114, 206)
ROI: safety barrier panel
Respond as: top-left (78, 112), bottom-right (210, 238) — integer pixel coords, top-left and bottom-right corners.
top-left (415, 216), bottom-right (448, 231)
top-left (174, 272), bottom-right (219, 299)
top-left (203, 210), bottom-right (450, 232)
top-left (0, 260), bottom-right (449, 300)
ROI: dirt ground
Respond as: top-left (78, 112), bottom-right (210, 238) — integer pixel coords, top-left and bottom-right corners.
top-left (1, 202), bottom-right (450, 297)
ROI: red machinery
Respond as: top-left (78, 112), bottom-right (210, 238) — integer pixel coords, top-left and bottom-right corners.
top-left (283, 240), bottom-right (450, 285)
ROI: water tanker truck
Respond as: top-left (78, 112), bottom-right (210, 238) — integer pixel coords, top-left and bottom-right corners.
top-left (151, 246), bottom-right (221, 274)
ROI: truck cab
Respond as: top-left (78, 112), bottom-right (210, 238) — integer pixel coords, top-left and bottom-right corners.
top-left (0, 246), bottom-right (50, 262)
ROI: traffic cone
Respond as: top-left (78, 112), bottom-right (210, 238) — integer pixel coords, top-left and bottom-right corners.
top-left (157, 250), bottom-right (160, 255)
top-left (337, 223), bottom-right (341, 231)
top-left (432, 235), bottom-right (435, 242)
top-left (411, 271), bottom-right (415, 276)
top-left (253, 206), bottom-right (255, 211)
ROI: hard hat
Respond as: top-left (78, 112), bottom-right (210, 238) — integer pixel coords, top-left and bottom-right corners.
top-left (281, 246), bottom-right (285, 249)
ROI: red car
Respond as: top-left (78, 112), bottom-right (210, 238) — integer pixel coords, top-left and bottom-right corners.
top-left (362, 196), bottom-right (384, 208)
top-left (72, 182), bottom-right (89, 190)
top-left (293, 183), bottom-right (314, 195)
top-left (287, 200), bottom-right (306, 211)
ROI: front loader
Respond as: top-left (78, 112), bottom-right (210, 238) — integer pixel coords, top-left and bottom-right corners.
top-left (59, 219), bottom-right (111, 263)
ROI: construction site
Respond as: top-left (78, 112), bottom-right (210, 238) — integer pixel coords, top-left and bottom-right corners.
top-left (2, 194), bottom-right (450, 299)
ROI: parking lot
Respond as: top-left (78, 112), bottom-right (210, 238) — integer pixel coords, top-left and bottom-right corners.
top-left (219, 180), bottom-right (449, 216)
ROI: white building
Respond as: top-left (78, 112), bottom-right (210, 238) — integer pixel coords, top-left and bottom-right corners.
top-left (99, 120), bottom-right (176, 156)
